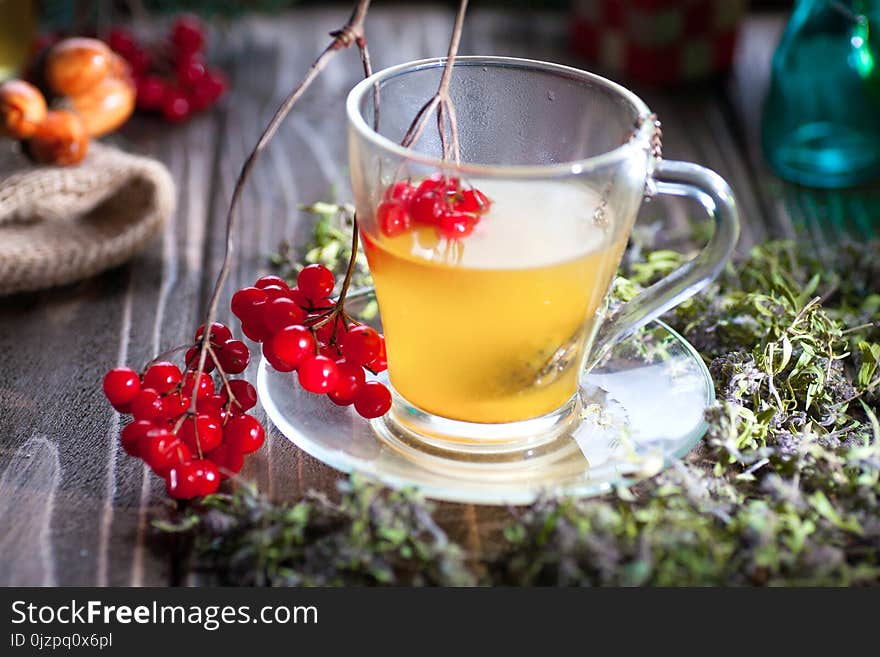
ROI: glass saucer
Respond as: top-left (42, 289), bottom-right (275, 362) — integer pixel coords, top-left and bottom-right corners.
top-left (258, 321), bottom-right (713, 506)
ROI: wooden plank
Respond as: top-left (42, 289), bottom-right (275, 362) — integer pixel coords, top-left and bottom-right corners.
top-left (0, 46), bottom-right (225, 586)
top-left (0, 261), bottom-right (160, 585)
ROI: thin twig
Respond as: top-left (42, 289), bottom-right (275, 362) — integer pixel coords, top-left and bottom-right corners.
top-left (206, 343), bottom-right (238, 415)
top-left (336, 226), bottom-right (361, 305)
top-left (186, 0), bottom-right (373, 416)
top-left (147, 343), bottom-right (191, 369)
top-left (309, 226), bottom-right (360, 332)
top-left (400, 0), bottom-right (468, 163)
top-left (355, 36), bottom-right (380, 131)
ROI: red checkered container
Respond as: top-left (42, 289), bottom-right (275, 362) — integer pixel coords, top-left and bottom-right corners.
top-left (571, 0), bottom-right (748, 85)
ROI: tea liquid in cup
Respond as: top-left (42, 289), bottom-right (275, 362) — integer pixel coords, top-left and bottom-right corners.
top-left (364, 178), bottom-right (627, 423)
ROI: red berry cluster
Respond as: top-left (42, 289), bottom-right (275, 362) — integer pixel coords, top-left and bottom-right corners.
top-left (231, 265), bottom-right (392, 419)
top-left (376, 175), bottom-right (491, 238)
top-left (104, 15), bottom-right (227, 123)
top-left (101, 322), bottom-right (263, 500)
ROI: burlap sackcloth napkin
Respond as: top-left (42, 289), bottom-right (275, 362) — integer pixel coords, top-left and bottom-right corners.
top-left (0, 141), bottom-right (175, 295)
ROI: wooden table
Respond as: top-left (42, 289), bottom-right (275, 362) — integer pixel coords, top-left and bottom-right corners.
top-left (1, 6), bottom-right (877, 586)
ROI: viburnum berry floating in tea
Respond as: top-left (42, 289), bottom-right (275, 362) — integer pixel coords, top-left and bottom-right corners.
top-left (376, 175), bottom-right (491, 239)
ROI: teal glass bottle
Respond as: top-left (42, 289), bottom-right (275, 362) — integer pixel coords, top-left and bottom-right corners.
top-left (762, 0), bottom-right (880, 187)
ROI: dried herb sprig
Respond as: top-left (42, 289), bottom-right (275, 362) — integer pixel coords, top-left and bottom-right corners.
top-left (156, 476), bottom-right (475, 586)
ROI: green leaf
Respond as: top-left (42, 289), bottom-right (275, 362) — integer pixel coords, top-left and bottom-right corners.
top-left (857, 342), bottom-right (880, 388)
top-left (808, 491), bottom-right (862, 535)
top-left (860, 400), bottom-right (880, 443)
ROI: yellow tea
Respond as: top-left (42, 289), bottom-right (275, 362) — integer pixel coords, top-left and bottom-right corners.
top-left (363, 179), bottom-right (627, 423)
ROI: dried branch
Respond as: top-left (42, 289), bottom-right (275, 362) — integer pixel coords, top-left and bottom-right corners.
top-left (187, 0), bottom-right (373, 416)
top-left (400, 0), bottom-right (468, 163)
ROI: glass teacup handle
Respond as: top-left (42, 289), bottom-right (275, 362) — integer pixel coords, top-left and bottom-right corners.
top-left (590, 159), bottom-right (740, 363)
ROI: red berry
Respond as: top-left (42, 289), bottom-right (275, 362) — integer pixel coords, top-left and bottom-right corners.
top-left (224, 414), bottom-right (265, 454)
top-left (231, 286), bottom-right (268, 322)
top-left (438, 210), bottom-right (475, 238)
top-left (187, 86), bottom-right (211, 113)
top-left (143, 428), bottom-right (191, 476)
top-left (216, 339), bottom-right (249, 374)
top-left (314, 315), bottom-right (348, 345)
top-left (319, 342), bottom-right (343, 360)
top-left (377, 201), bottom-right (410, 237)
top-left (353, 381), bottom-right (392, 419)
top-left (307, 299), bottom-right (335, 316)
top-left (143, 361), bottom-right (182, 394)
top-left (120, 419), bottom-right (154, 457)
top-left (297, 355), bottom-right (339, 393)
top-left (254, 275), bottom-right (289, 291)
top-left (409, 191), bottom-right (445, 225)
top-left (366, 335), bottom-right (387, 373)
top-left (136, 75), bottom-right (166, 111)
top-left (415, 174), bottom-right (447, 196)
top-left (195, 321), bottom-right (232, 345)
top-left (263, 297), bottom-right (307, 333)
top-left (162, 391), bottom-right (191, 419)
top-left (328, 358), bottom-right (366, 406)
top-left (196, 394), bottom-right (226, 419)
top-left (102, 367), bottom-right (141, 409)
top-left (176, 53), bottom-right (206, 86)
top-left (107, 27), bottom-right (137, 58)
top-left (268, 325), bottom-right (315, 370)
top-left (262, 340), bottom-right (295, 373)
top-left (241, 318), bottom-right (268, 343)
top-left (161, 87), bottom-right (191, 122)
top-left (125, 47), bottom-right (151, 76)
top-left (131, 388), bottom-right (164, 421)
top-left (178, 413), bottom-right (223, 454)
top-left (166, 459), bottom-right (219, 499)
top-left (170, 15), bottom-right (205, 54)
top-left (288, 287), bottom-right (310, 309)
top-left (182, 370), bottom-right (215, 400)
top-left (220, 379), bottom-right (257, 413)
top-left (205, 443), bottom-right (243, 479)
top-left (442, 177), bottom-right (461, 193)
top-left (259, 284), bottom-right (289, 303)
top-left (384, 180), bottom-right (415, 205)
top-left (297, 264), bottom-right (335, 301)
top-left (341, 325), bottom-right (382, 366)
top-left (191, 69), bottom-right (227, 110)
top-left (456, 188), bottom-right (491, 214)
top-left (185, 346), bottom-right (216, 373)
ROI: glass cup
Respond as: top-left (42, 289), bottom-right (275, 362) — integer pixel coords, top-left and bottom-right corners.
top-left (346, 57), bottom-right (739, 459)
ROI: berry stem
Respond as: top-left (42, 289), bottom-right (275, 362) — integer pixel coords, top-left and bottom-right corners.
top-left (187, 0), bottom-right (374, 417)
top-left (308, 221), bottom-right (360, 335)
top-left (354, 35), bottom-right (379, 131)
top-left (172, 412), bottom-right (189, 437)
top-left (146, 343), bottom-right (191, 369)
top-left (400, 0), bottom-right (467, 163)
top-left (336, 221), bottom-right (360, 309)
top-left (206, 343), bottom-right (238, 416)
